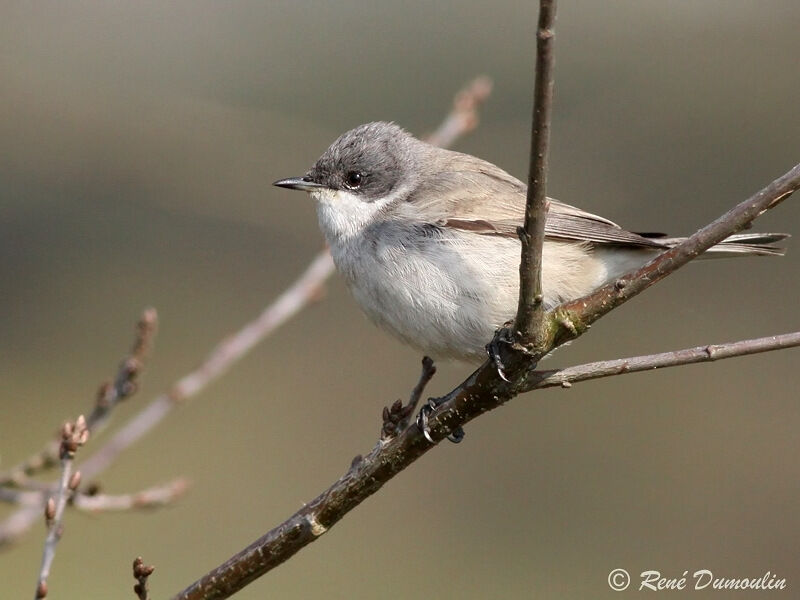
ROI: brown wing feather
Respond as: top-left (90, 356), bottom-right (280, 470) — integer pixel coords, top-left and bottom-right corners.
top-left (409, 148), bottom-right (665, 248)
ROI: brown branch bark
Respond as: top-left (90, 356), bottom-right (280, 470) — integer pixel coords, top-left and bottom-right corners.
top-left (514, 0), bottom-right (557, 345)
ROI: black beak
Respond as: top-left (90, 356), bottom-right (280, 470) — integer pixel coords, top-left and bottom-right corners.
top-left (273, 176), bottom-right (325, 192)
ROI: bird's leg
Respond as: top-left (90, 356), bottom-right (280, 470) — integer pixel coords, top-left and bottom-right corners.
top-left (382, 357), bottom-right (443, 440)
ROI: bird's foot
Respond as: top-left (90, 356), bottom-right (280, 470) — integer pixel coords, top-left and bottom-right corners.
top-left (416, 398), bottom-right (465, 444)
top-left (486, 324), bottom-right (516, 382)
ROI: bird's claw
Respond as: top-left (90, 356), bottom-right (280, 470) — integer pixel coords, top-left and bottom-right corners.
top-left (416, 398), bottom-right (466, 444)
top-left (486, 330), bottom-right (513, 382)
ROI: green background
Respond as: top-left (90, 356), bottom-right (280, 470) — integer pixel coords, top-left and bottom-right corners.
top-left (2, 1), bottom-right (798, 598)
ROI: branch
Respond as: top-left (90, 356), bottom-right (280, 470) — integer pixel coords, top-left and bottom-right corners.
top-left (72, 478), bottom-right (189, 513)
top-left (538, 163), bottom-right (800, 352)
top-left (528, 331), bottom-right (800, 390)
top-left (170, 161), bottom-right (798, 600)
top-left (0, 309), bottom-right (157, 488)
top-left (514, 0), bottom-right (557, 344)
top-left (0, 256), bottom-right (329, 547)
top-left (425, 76), bottom-right (492, 148)
top-left (34, 417), bottom-right (89, 600)
top-left (77, 252), bottom-right (334, 482)
top-left (0, 478), bottom-right (189, 513)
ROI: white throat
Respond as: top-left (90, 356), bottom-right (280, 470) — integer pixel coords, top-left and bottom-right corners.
top-left (312, 187), bottom-right (403, 244)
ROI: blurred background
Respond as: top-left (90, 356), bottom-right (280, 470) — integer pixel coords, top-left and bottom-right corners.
top-left (1, 1), bottom-right (798, 598)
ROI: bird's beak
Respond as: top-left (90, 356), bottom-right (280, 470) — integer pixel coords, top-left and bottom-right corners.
top-left (273, 176), bottom-right (325, 192)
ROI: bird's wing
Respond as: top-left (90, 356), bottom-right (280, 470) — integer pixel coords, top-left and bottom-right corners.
top-left (407, 150), bottom-right (665, 248)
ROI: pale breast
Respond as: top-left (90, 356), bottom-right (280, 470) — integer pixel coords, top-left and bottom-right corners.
top-left (328, 222), bottom-right (515, 360)
top-left (326, 219), bottom-right (613, 361)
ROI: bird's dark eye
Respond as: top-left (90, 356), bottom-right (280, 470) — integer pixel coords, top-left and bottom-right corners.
top-left (344, 171), bottom-right (363, 189)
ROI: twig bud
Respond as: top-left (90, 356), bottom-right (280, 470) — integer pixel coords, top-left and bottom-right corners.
top-left (44, 497), bottom-right (56, 522)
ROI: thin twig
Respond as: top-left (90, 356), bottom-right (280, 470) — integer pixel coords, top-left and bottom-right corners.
top-left (514, 0), bottom-right (558, 344)
top-left (170, 161), bottom-right (799, 600)
top-left (34, 417), bottom-right (89, 600)
top-left (381, 356), bottom-right (437, 439)
top-left (77, 250), bottom-right (335, 484)
top-left (425, 76), bottom-right (493, 148)
top-left (0, 309), bottom-right (157, 488)
top-left (72, 478), bottom-right (189, 513)
top-left (527, 331), bottom-right (800, 390)
top-left (0, 478), bottom-right (189, 512)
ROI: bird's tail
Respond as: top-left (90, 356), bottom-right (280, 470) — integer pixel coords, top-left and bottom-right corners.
top-left (654, 232), bottom-right (790, 257)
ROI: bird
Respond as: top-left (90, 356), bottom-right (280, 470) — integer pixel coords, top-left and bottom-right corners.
top-left (274, 122), bottom-right (788, 363)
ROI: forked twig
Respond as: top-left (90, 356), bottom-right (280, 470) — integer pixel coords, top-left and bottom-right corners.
top-left (33, 417), bottom-right (89, 599)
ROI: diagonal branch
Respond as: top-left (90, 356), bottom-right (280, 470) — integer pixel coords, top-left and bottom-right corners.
top-left (537, 163), bottom-right (800, 352)
top-left (73, 251), bottom-right (335, 485)
top-left (515, 0), bottom-right (558, 345)
top-left (170, 161), bottom-right (799, 600)
top-left (425, 76), bottom-right (492, 149)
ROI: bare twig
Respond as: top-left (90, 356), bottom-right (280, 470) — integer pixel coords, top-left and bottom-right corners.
top-left (34, 416), bottom-right (89, 599)
top-left (527, 331), bottom-right (800, 390)
top-left (75, 251), bottom-right (334, 485)
top-left (171, 160), bottom-right (799, 600)
top-left (72, 478), bottom-right (189, 513)
top-left (0, 309), bottom-right (157, 488)
top-left (514, 0), bottom-right (558, 345)
top-left (0, 478), bottom-right (189, 512)
top-left (425, 76), bottom-right (493, 148)
top-left (0, 254), bottom-right (328, 546)
top-left (132, 557), bottom-right (155, 600)
top-left (86, 308), bottom-right (158, 432)
top-left (381, 356), bottom-right (436, 439)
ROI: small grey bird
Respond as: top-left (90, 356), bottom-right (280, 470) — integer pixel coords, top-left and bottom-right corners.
top-left (275, 122), bottom-right (787, 362)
